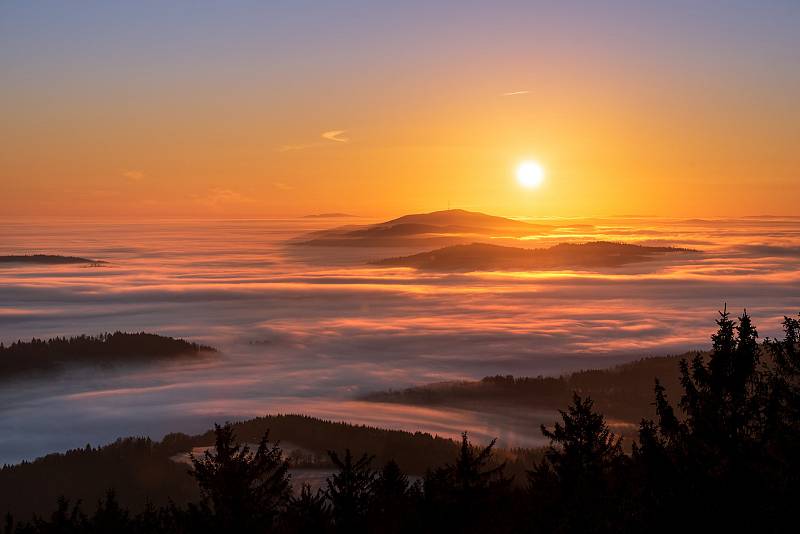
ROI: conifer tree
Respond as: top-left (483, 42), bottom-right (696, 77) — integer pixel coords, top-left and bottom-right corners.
top-left (91, 490), bottom-right (131, 534)
top-left (529, 394), bottom-right (628, 533)
top-left (282, 483), bottom-right (331, 534)
top-left (368, 460), bottom-right (419, 534)
top-left (636, 308), bottom-right (777, 530)
top-left (423, 433), bottom-right (510, 534)
top-left (189, 423), bottom-right (291, 533)
top-left (325, 450), bottom-right (375, 533)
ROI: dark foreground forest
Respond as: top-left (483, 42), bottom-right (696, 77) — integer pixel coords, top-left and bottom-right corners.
top-left (3, 309), bottom-right (800, 533)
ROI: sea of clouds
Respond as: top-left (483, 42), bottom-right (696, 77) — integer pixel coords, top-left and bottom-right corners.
top-left (0, 216), bottom-right (798, 463)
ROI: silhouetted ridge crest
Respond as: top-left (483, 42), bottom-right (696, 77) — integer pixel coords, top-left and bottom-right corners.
top-left (372, 240), bottom-right (696, 271)
top-left (0, 332), bottom-right (215, 380)
top-left (293, 209), bottom-right (551, 247)
top-left (0, 254), bottom-right (106, 265)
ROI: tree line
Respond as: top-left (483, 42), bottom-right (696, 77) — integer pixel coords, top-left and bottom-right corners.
top-left (0, 416), bottom-right (495, 518)
top-left (362, 352), bottom-right (687, 422)
top-left (4, 309), bottom-right (800, 533)
top-left (0, 333), bottom-right (215, 379)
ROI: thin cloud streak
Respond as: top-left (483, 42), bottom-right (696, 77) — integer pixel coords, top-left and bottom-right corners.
top-left (277, 129), bottom-right (350, 152)
top-left (321, 130), bottom-right (350, 143)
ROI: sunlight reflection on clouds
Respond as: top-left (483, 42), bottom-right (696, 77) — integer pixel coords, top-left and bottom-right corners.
top-left (0, 216), bottom-right (798, 463)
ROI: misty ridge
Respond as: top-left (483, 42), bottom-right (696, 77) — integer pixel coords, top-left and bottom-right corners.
top-left (292, 209), bottom-right (553, 248)
top-left (0, 255), bottom-right (106, 266)
top-left (371, 241), bottom-right (696, 272)
top-left (290, 209), bottom-right (699, 272)
top-left (0, 333), bottom-right (216, 381)
top-left (361, 353), bottom-right (689, 425)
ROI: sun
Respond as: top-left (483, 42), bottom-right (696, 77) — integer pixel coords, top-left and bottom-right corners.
top-left (516, 160), bottom-right (545, 189)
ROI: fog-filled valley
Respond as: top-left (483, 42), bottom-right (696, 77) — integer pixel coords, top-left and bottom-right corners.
top-left (1, 213), bottom-right (799, 465)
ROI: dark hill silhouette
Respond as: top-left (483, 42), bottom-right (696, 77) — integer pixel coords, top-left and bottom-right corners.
top-left (361, 353), bottom-right (691, 423)
top-left (293, 209), bottom-right (551, 247)
top-left (3, 350), bottom-right (695, 515)
top-left (372, 241), bottom-right (696, 271)
top-left (0, 333), bottom-right (216, 381)
top-left (0, 254), bottom-right (106, 265)
top-left (382, 209), bottom-right (538, 230)
top-left (0, 436), bottom-right (199, 520)
top-left (2, 310), bottom-right (799, 532)
top-left (0, 414), bottom-right (497, 519)
top-left (346, 222), bottom-right (473, 239)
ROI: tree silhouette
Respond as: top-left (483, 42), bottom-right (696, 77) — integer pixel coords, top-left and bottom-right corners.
top-left (681, 307), bottom-right (761, 448)
top-left (4, 309), bottom-right (800, 534)
top-left (762, 313), bottom-right (800, 521)
top-left (282, 483), bottom-right (331, 534)
top-left (530, 394), bottom-right (628, 532)
top-left (189, 423), bottom-right (290, 532)
top-left (423, 432), bottom-right (511, 533)
top-left (765, 314), bottom-right (800, 429)
top-left (91, 490), bottom-right (131, 534)
top-left (33, 497), bottom-right (87, 534)
top-left (325, 450), bottom-right (375, 533)
top-left (634, 308), bottom-right (783, 530)
top-left (367, 460), bottom-right (419, 534)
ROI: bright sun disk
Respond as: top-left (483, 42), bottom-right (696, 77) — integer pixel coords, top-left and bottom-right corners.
top-left (516, 161), bottom-right (545, 189)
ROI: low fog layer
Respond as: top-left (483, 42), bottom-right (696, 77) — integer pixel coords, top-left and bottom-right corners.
top-left (0, 215), bottom-right (798, 463)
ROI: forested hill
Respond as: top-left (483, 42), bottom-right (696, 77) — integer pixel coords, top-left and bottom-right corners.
top-left (361, 353), bottom-right (691, 423)
top-left (2, 312), bottom-right (799, 532)
top-left (0, 332), bottom-right (216, 380)
top-left (0, 255), bottom-right (106, 265)
top-left (372, 241), bottom-right (695, 271)
top-left (0, 414), bottom-right (526, 519)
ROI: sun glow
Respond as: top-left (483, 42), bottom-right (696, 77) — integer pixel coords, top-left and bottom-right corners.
top-left (516, 161), bottom-right (545, 189)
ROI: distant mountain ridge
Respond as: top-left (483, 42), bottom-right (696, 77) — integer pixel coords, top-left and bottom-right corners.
top-left (0, 254), bottom-right (106, 265)
top-left (372, 241), bottom-right (696, 271)
top-left (381, 209), bottom-right (539, 230)
top-left (293, 209), bottom-right (549, 247)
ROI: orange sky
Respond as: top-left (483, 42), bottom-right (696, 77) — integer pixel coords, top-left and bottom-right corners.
top-left (1, 2), bottom-right (798, 219)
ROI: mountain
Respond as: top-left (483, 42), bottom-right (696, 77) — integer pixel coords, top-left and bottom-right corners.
top-left (381, 209), bottom-right (539, 231)
top-left (0, 254), bottom-right (106, 265)
top-left (293, 209), bottom-right (550, 247)
top-left (372, 241), bottom-right (696, 271)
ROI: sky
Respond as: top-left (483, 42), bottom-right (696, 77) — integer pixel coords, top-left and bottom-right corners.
top-left (1, 1), bottom-right (798, 218)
